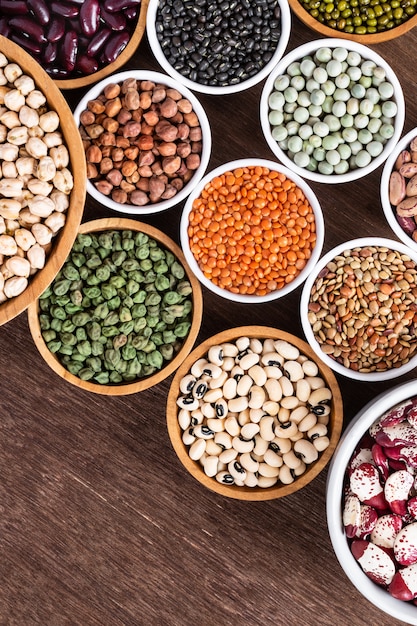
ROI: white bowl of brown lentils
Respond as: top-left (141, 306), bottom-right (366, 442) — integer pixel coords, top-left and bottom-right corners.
top-left (73, 70), bottom-right (212, 215)
top-left (300, 237), bottom-right (417, 381)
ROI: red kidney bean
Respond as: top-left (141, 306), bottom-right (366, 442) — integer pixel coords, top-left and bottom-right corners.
top-left (100, 8), bottom-right (126, 31)
top-left (76, 55), bottom-right (99, 75)
top-left (10, 33), bottom-right (42, 55)
top-left (86, 27), bottom-right (112, 57)
top-left (9, 16), bottom-right (46, 43)
top-left (62, 30), bottom-right (78, 72)
top-left (103, 31), bottom-right (129, 63)
top-left (124, 6), bottom-right (139, 19)
top-left (50, 1), bottom-right (80, 18)
top-left (26, 0), bottom-right (49, 25)
top-left (44, 42), bottom-right (58, 65)
top-left (0, 0), bottom-right (28, 14)
top-left (104, 0), bottom-right (140, 11)
top-left (46, 15), bottom-right (66, 42)
top-left (80, 0), bottom-right (100, 36)
top-left (0, 17), bottom-right (10, 36)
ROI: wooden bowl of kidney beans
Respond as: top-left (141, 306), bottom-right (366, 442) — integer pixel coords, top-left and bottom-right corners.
top-left (0, 0), bottom-right (149, 89)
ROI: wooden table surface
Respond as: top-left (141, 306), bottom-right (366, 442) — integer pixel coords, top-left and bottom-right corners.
top-left (1, 12), bottom-right (417, 626)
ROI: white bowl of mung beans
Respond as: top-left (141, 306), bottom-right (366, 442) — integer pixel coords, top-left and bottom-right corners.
top-left (260, 39), bottom-right (405, 184)
top-left (300, 237), bottom-right (417, 381)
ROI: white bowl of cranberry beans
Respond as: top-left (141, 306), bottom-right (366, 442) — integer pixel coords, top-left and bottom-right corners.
top-left (146, 0), bottom-right (291, 95)
top-left (327, 380), bottom-right (417, 624)
top-left (260, 39), bottom-right (405, 184)
top-left (73, 70), bottom-right (212, 214)
top-left (381, 127), bottom-right (417, 254)
top-left (300, 237), bottom-right (417, 381)
top-left (180, 158), bottom-right (324, 303)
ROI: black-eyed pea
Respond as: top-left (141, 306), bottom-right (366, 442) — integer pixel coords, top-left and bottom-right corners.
top-left (302, 359), bottom-right (319, 377)
top-left (203, 455), bottom-right (219, 477)
top-left (283, 360), bottom-right (304, 382)
top-left (214, 398), bottom-right (228, 419)
top-left (258, 462), bottom-right (280, 478)
top-left (228, 459), bottom-right (247, 482)
top-left (232, 436), bottom-right (254, 454)
top-left (179, 373), bottom-right (196, 394)
top-left (190, 409), bottom-right (204, 425)
top-left (317, 413), bottom-right (330, 426)
top-left (263, 400), bottom-right (279, 416)
top-left (258, 475), bottom-right (279, 488)
top-left (224, 415), bottom-right (240, 437)
top-left (238, 408), bottom-right (251, 426)
top-left (206, 418), bottom-right (226, 434)
top-left (239, 351), bottom-right (260, 370)
top-left (261, 351), bottom-right (284, 368)
top-left (294, 439), bottom-right (319, 465)
top-left (207, 344), bottom-right (223, 366)
top-left (280, 395), bottom-right (300, 410)
top-left (293, 461), bottom-right (307, 477)
top-left (221, 356), bottom-right (236, 371)
top-left (275, 339), bottom-right (300, 361)
top-left (223, 376), bottom-right (238, 400)
top-left (248, 364), bottom-right (267, 387)
top-left (217, 461), bottom-right (227, 473)
top-left (201, 363), bottom-right (222, 379)
top-left (270, 437), bottom-right (292, 455)
top-left (230, 365), bottom-right (244, 381)
top-left (307, 423), bottom-right (328, 440)
top-left (275, 421), bottom-right (299, 439)
top-left (296, 378), bottom-right (311, 404)
top-left (192, 379), bottom-right (208, 400)
top-left (182, 427), bottom-right (196, 446)
top-left (200, 402), bottom-right (216, 419)
top-left (244, 472), bottom-right (259, 487)
top-left (264, 377), bottom-right (282, 402)
top-left (248, 385), bottom-right (266, 409)
top-left (228, 396), bottom-right (248, 413)
top-left (236, 336), bottom-right (250, 352)
top-left (203, 387), bottom-right (223, 404)
top-left (290, 405), bottom-right (309, 424)
top-left (253, 433), bottom-right (270, 456)
top-left (290, 431), bottom-right (304, 443)
top-left (240, 452), bottom-right (260, 473)
top-left (178, 408), bottom-right (191, 430)
top-left (216, 471), bottom-right (235, 485)
top-left (222, 342), bottom-right (239, 357)
top-left (283, 449), bottom-right (302, 469)
top-left (264, 365), bottom-right (283, 380)
top-left (305, 376), bottom-right (326, 390)
top-left (214, 431), bottom-right (232, 450)
top-left (308, 387), bottom-right (332, 416)
top-left (259, 415), bottom-right (276, 442)
top-left (249, 337), bottom-right (263, 354)
top-left (264, 448), bottom-right (283, 468)
top-left (277, 407), bottom-right (291, 423)
top-left (241, 422), bottom-right (260, 440)
top-left (298, 412), bottom-right (318, 433)
top-left (208, 370), bottom-right (228, 389)
top-left (279, 375), bottom-right (294, 397)
top-left (193, 425), bottom-right (214, 440)
top-left (313, 435), bottom-right (330, 452)
top-left (279, 464), bottom-right (295, 485)
top-left (191, 357), bottom-right (209, 377)
top-left (262, 338), bottom-right (276, 353)
top-left (189, 438), bottom-right (207, 461)
top-left (236, 373), bottom-right (253, 396)
top-left (176, 394), bottom-right (199, 411)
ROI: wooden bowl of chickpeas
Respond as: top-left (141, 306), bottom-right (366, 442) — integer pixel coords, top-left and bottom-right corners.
top-left (166, 326), bottom-right (343, 500)
top-left (0, 35), bottom-right (86, 327)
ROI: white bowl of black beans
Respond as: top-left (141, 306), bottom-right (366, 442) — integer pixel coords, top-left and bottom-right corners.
top-left (260, 39), bottom-right (405, 184)
top-left (300, 237), bottom-right (417, 381)
top-left (146, 0), bottom-right (291, 95)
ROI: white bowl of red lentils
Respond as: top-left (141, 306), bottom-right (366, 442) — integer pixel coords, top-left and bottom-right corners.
top-left (381, 127), bottom-right (417, 253)
top-left (73, 70), bottom-right (212, 215)
top-left (180, 158), bottom-right (324, 303)
top-left (300, 237), bottom-right (417, 381)
top-left (260, 39), bottom-right (405, 184)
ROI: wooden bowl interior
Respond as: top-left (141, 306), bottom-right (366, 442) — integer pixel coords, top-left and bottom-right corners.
top-left (27, 218), bottom-right (203, 396)
top-left (288, 0), bottom-right (417, 43)
top-left (166, 325), bottom-right (344, 501)
top-left (55, 0), bottom-right (149, 90)
top-left (0, 35), bottom-right (86, 327)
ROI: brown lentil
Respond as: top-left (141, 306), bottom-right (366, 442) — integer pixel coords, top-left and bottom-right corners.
top-left (307, 246), bottom-right (417, 373)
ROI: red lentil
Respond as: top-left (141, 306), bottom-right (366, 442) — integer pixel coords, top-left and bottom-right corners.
top-left (187, 165), bottom-right (317, 296)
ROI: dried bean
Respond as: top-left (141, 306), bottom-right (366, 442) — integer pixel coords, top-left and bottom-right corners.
top-left (388, 133), bottom-right (417, 242)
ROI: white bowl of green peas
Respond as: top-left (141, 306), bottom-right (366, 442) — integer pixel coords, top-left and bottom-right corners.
top-left (260, 38), bottom-right (405, 184)
top-left (27, 218), bottom-right (203, 395)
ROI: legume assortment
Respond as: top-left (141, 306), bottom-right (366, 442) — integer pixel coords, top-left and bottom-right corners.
top-left (154, 0), bottom-right (282, 87)
top-left (307, 245), bottom-right (417, 373)
top-left (0, 53), bottom-right (74, 303)
top-left (187, 165), bottom-right (317, 296)
top-left (38, 229), bottom-right (194, 385)
top-left (266, 45), bottom-right (398, 176)
top-left (0, 0), bottom-right (141, 79)
top-left (298, 0), bottom-right (416, 35)
top-left (78, 77), bottom-right (204, 207)
top-left (389, 133), bottom-right (417, 243)
top-left (176, 335), bottom-right (332, 488)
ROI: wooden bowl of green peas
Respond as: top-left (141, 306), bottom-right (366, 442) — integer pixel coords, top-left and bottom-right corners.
top-left (288, 0), bottom-right (417, 43)
top-left (27, 218), bottom-right (203, 395)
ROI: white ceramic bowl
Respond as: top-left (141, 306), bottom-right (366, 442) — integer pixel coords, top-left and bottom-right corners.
top-left (381, 127), bottom-right (417, 252)
top-left (146, 0), bottom-right (291, 95)
top-left (73, 70), bottom-right (211, 215)
top-left (180, 158), bottom-right (324, 303)
top-left (326, 380), bottom-right (417, 625)
top-left (300, 237), bottom-right (417, 381)
top-left (260, 38), bottom-right (405, 184)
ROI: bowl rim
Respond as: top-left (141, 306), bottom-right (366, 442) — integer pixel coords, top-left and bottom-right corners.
top-left (326, 379), bottom-right (417, 624)
top-left (145, 0), bottom-right (292, 95)
top-left (287, 0), bottom-right (417, 44)
top-left (179, 157), bottom-right (325, 303)
top-left (380, 126), bottom-right (417, 253)
top-left (166, 324), bottom-right (344, 500)
top-left (73, 69), bottom-right (212, 215)
top-left (300, 236), bottom-right (417, 381)
top-left (0, 35), bottom-right (86, 327)
top-left (27, 217), bottom-right (203, 395)
top-left (260, 37), bottom-right (406, 185)
top-left (52, 0), bottom-right (149, 90)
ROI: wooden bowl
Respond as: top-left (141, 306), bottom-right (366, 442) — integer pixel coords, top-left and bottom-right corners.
top-left (166, 326), bottom-right (343, 501)
top-left (0, 35), bottom-right (86, 326)
top-left (288, 0), bottom-right (417, 43)
top-left (53, 0), bottom-right (149, 90)
top-left (27, 218), bottom-right (203, 396)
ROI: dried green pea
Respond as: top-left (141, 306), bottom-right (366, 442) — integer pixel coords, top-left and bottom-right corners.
top-left (47, 339), bottom-right (61, 353)
top-left (53, 279), bottom-right (72, 296)
top-left (66, 361), bottom-right (83, 375)
top-left (86, 273), bottom-right (101, 286)
top-left (110, 370), bottom-right (123, 383)
top-left (140, 258), bottom-right (153, 271)
top-left (78, 367), bottom-right (95, 381)
top-left (39, 314), bottom-right (50, 330)
top-left (107, 296), bottom-right (121, 311)
top-left (87, 321), bottom-right (102, 340)
top-left (147, 350), bottom-right (163, 369)
top-left (125, 358), bottom-right (142, 377)
top-left (155, 275), bottom-right (170, 291)
top-left (98, 232), bottom-right (114, 249)
top-left (154, 320), bottom-right (167, 332)
top-left (91, 340), bottom-right (104, 356)
top-left (72, 252), bottom-right (86, 267)
top-left (103, 311), bottom-right (119, 326)
top-left (132, 289), bottom-right (146, 303)
top-left (102, 326), bottom-right (119, 337)
top-left (70, 290), bottom-right (83, 306)
top-left (126, 279), bottom-right (140, 296)
top-left (60, 332), bottom-right (77, 346)
top-left (152, 332), bottom-right (164, 346)
top-left (175, 322), bottom-right (191, 338)
top-left (79, 266), bottom-right (89, 280)
top-left (122, 258), bottom-right (140, 272)
top-left (122, 344), bottom-right (136, 360)
top-left (75, 327), bottom-right (87, 342)
top-left (112, 250), bottom-right (127, 266)
top-left (142, 364), bottom-right (156, 377)
top-left (86, 356), bottom-right (102, 372)
top-left (133, 317), bottom-right (147, 333)
top-left (109, 275), bottom-right (126, 289)
top-left (51, 317), bottom-right (63, 332)
top-left (61, 319), bottom-right (76, 333)
top-left (105, 348), bottom-right (121, 369)
top-left (119, 306), bottom-right (132, 322)
top-left (93, 302), bottom-right (109, 319)
top-left (171, 261), bottom-right (185, 279)
top-left (122, 238), bottom-right (135, 253)
top-left (83, 286), bottom-right (101, 299)
top-left (72, 311), bottom-right (91, 326)
top-left (96, 265), bottom-right (111, 282)
top-left (94, 371), bottom-right (110, 384)
top-left (163, 291), bottom-right (182, 305)
top-left (136, 245), bottom-right (150, 260)
top-left (132, 335), bottom-right (149, 350)
top-left (160, 344), bottom-right (174, 360)
top-left (63, 265), bottom-right (80, 281)
top-left (161, 310), bottom-right (175, 324)
top-left (51, 305), bottom-right (66, 320)
top-left (76, 233), bottom-right (93, 249)
top-left (42, 329), bottom-right (56, 342)
top-left (177, 281), bottom-right (192, 296)
top-left (163, 330), bottom-right (177, 344)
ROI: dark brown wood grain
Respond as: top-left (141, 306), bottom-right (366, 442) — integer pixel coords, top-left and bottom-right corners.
top-left (1, 15), bottom-right (417, 626)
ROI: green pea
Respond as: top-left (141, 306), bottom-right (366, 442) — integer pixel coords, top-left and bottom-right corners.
top-left (126, 280), bottom-right (140, 296)
top-left (122, 258), bottom-right (140, 272)
top-left (147, 350), bottom-right (163, 370)
top-left (94, 371), bottom-right (110, 384)
top-left (134, 317), bottom-right (147, 333)
top-left (160, 344), bottom-right (174, 361)
top-left (39, 314), bottom-right (51, 330)
top-left (72, 311), bottom-right (91, 326)
top-left (47, 339), bottom-right (61, 353)
top-left (42, 329), bottom-right (56, 342)
top-left (175, 322), bottom-right (191, 338)
top-left (107, 295), bottom-right (121, 311)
